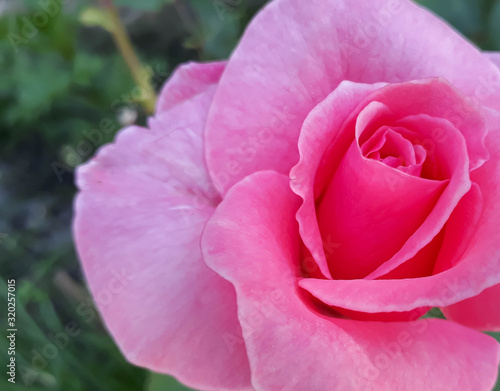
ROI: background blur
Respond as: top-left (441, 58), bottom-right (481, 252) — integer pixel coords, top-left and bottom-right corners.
top-left (0, 0), bottom-right (500, 390)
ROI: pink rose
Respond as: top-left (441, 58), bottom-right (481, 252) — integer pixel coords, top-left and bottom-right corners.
top-left (74, 0), bottom-right (500, 390)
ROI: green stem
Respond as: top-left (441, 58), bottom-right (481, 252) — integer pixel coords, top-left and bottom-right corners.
top-left (100, 0), bottom-right (157, 114)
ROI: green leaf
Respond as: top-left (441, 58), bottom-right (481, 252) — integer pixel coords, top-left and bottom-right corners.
top-left (146, 373), bottom-right (197, 391)
top-left (487, 332), bottom-right (500, 391)
top-left (72, 52), bottom-right (105, 87)
top-left (7, 51), bottom-right (72, 125)
top-left (421, 307), bottom-right (446, 319)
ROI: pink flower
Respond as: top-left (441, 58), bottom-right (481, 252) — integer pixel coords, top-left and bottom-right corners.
top-left (73, 0), bottom-right (500, 390)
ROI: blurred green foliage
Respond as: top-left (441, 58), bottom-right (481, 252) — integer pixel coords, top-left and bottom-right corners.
top-left (416, 0), bottom-right (500, 49)
top-left (0, 0), bottom-right (499, 390)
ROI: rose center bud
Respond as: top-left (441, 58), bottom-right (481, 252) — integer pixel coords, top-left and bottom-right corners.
top-left (361, 127), bottom-right (427, 177)
top-left (315, 98), bottom-right (469, 280)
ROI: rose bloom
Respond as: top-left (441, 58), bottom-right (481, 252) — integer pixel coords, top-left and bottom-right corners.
top-left (74, 0), bottom-right (500, 390)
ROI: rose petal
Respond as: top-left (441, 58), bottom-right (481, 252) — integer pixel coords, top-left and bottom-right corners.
top-left (156, 61), bottom-right (226, 113)
top-left (301, 184), bottom-right (482, 317)
top-left (432, 184), bottom-right (483, 274)
top-left (442, 283), bottom-right (500, 332)
top-left (441, 108), bottom-right (500, 332)
top-left (317, 137), bottom-right (447, 279)
top-left (362, 127), bottom-right (426, 176)
top-left (364, 129), bottom-right (417, 166)
top-left (74, 84), bottom-right (251, 390)
top-left (205, 0), bottom-right (500, 194)
top-left (202, 171), bottom-right (500, 391)
top-left (291, 81), bottom-right (385, 279)
top-left (361, 114), bottom-right (471, 279)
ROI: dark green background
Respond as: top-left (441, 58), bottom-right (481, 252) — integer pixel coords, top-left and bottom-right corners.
top-left (0, 0), bottom-right (499, 390)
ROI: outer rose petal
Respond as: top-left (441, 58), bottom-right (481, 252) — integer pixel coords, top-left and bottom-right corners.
top-left (441, 108), bottom-right (500, 332)
top-left (205, 0), bottom-right (500, 194)
top-left (74, 71), bottom-right (252, 390)
top-left (156, 61), bottom-right (226, 113)
top-left (202, 171), bottom-right (500, 391)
